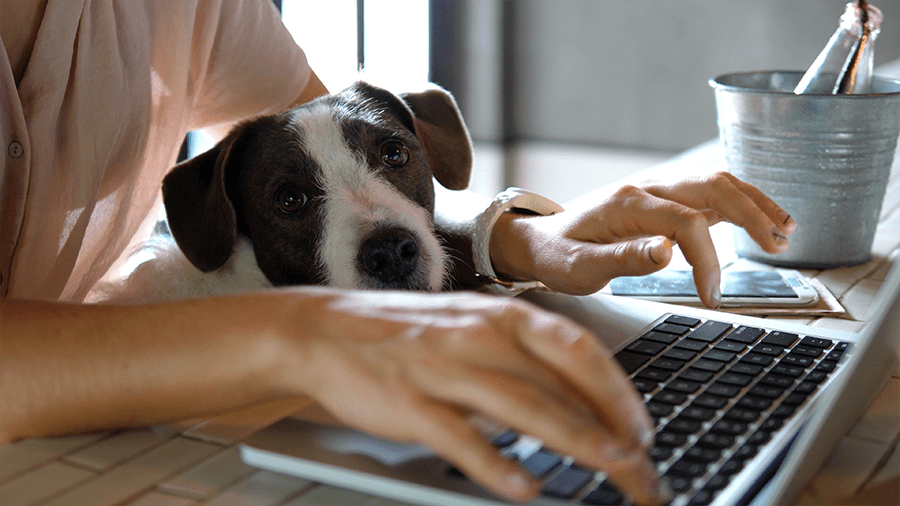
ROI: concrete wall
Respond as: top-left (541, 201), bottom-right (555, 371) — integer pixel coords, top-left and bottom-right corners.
top-left (435, 0), bottom-right (900, 152)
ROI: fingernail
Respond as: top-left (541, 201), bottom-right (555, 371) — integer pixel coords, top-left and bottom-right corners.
top-left (635, 421), bottom-right (655, 449)
top-left (651, 476), bottom-right (674, 504)
top-left (505, 470), bottom-right (533, 495)
top-left (709, 285), bottom-right (722, 309)
top-left (648, 237), bottom-right (670, 265)
top-left (599, 442), bottom-right (630, 463)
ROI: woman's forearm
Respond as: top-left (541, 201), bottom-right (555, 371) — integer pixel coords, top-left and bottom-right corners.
top-left (0, 293), bottom-right (313, 443)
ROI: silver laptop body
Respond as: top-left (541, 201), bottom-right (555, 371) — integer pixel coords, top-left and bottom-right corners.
top-left (240, 262), bottom-right (900, 506)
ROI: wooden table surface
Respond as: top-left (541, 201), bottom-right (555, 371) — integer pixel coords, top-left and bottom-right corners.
top-left (2, 71), bottom-right (898, 506)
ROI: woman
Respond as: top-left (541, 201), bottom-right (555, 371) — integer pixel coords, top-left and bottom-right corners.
top-left (0, 1), bottom-right (795, 504)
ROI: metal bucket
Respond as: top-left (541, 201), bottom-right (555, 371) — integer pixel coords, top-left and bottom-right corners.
top-left (710, 71), bottom-right (900, 268)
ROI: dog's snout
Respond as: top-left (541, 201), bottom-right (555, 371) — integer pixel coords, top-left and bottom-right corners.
top-left (359, 228), bottom-right (419, 284)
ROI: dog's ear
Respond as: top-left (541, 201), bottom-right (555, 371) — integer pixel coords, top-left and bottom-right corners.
top-left (401, 87), bottom-right (473, 191)
top-left (161, 136), bottom-right (239, 272)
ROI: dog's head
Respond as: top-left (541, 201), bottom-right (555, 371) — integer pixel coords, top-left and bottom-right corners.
top-left (162, 82), bottom-right (472, 291)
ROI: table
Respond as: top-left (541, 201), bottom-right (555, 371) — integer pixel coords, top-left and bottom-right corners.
top-left (2, 95), bottom-right (898, 506)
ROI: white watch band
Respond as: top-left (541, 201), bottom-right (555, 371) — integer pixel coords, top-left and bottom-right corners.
top-left (473, 187), bottom-right (564, 296)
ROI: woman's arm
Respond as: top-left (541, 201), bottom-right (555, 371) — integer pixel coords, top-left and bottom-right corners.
top-left (0, 288), bottom-right (669, 505)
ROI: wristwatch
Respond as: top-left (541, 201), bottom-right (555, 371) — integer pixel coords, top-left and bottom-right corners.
top-left (472, 187), bottom-right (564, 296)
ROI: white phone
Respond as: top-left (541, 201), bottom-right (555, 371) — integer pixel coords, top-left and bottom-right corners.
top-left (606, 269), bottom-right (819, 307)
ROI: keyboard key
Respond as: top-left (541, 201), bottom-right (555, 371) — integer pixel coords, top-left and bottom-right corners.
top-left (614, 351), bottom-right (651, 374)
top-left (724, 326), bottom-right (765, 344)
top-left (770, 404), bottom-right (796, 418)
top-left (668, 379), bottom-right (702, 394)
top-left (746, 430), bottom-right (772, 446)
top-left (680, 367), bottom-right (715, 383)
top-left (650, 357), bottom-right (686, 372)
top-left (736, 395), bottom-right (771, 411)
top-left (824, 350), bottom-right (844, 362)
top-left (647, 402), bottom-right (674, 418)
top-left (781, 353), bottom-right (814, 368)
top-left (636, 367), bottom-right (672, 382)
top-left (723, 407), bottom-right (761, 423)
top-left (706, 382), bottom-right (741, 398)
top-left (710, 420), bottom-right (748, 436)
top-left (771, 363), bottom-right (805, 377)
top-left (718, 372), bottom-right (753, 387)
top-left (632, 378), bottom-right (658, 393)
top-left (790, 345), bottom-right (824, 358)
top-left (626, 339), bottom-right (667, 356)
top-left (521, 450), bottom-right (562, 477)
top-left (663, 348), bottom-right (698, 362)
top-left (793, 381), bottom-right (818, 395)
top-left (656, 431), bottom-right (689, 448)
top-left (762, 331), bottom-right (798, 347)
top-left (702, 348), bottom-right (737, 362)
top-left (674, 339), bottom-right (709, 352)
top-left (665, 315), bottom-right (701, 327)
top-left (692, 358), bottom-right (726, 373)
top-left (648, 446), bottom-right (673, 462)
top-left (782, 393), bottom-right (808, 406)
top-left (640, 330), bottom-right (680, 345)
top-left (542, 466), bottom-right (594, 499)
top-left (752, 343), bottom-right (785, 357)
top-left (653, 389), bottom-right (689, 406)
top-left (697, 433), bottom-right (734, 449)
top-left (668, 459), bottom-right (709, 478)
top-left (680, 406), bottom-right (716, 422)
top-left (654, 323), bottom-right (692, 335)
top-left (666, 417), bottom-right (703, 435)
top-left (693, 394), bottom-right (729, 409)
top-left (729, 362), bottom-right (764, 377)
top-left (805, 370), bottom-right (828, 383)
top-left (583, 480), bottom-right (624, 505)
top-left (664, 474), bottom-right (693, 493)
top-left (741, 352), bottom-right (774, 367)
top-left (748, 384), bottom-right (785, 399)
top-left (713, 340), bottom-right (747, 353)
top-left (800, 336), bottom-right (833, 349)
top-left (687, 321), bottom-right (733, 343)
top-left (493, 431), bottom-right (519, 448)
top-left (683, 445), bottom-right (722, 463)
top-left (814, 360), bottom-right (837, 373)
top-left (731, 444), bottom-right (759, 461)
top-left (759, 372), bottom-right (796, 389)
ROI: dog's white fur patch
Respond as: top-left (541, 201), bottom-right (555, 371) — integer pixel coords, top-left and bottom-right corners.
top-left (89, 237), bottom-right (271, 304)
top-left (293, 104), bottom-right (447, 291)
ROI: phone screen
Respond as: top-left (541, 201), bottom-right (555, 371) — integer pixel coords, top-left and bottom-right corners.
top-left (608, 270), bottom-right (799, 298)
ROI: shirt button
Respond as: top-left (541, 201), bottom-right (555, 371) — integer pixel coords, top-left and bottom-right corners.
top-left (8, 142), bottom-right (24, 158)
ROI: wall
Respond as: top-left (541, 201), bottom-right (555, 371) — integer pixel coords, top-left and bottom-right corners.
top-left (434, 0), bottom-right (900, 152)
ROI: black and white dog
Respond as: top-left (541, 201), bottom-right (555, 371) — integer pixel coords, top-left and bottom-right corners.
top-left (95, 82), bottom-right (473, 303)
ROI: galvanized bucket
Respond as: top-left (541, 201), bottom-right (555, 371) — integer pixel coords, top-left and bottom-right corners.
top-left (710, 71), bottom-right (900, 268)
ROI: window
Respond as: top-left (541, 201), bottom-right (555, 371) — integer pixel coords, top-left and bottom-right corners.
top-left (281, 0), bottom-right (430, 92)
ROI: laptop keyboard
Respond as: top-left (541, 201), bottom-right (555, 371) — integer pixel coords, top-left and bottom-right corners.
top-left (484, 314), bottom-right (850, 506)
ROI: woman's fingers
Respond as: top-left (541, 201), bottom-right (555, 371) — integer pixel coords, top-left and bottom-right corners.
top-left (643, 172), bottom-right (796, 254)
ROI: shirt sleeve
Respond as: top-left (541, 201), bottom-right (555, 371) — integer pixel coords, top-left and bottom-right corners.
top-left (187, 0), bottom-right (311, 129)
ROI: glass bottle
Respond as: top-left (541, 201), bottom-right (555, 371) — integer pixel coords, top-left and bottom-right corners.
top-left (793, 1), bottom-right (882, 94)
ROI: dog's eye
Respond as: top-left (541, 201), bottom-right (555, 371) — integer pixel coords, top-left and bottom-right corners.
top-left (380, 139), bottom-right (409, 167)
top-left (276, 186), bottom-right (308, 214)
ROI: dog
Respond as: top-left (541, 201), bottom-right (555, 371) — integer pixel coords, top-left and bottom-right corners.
top-left (93, 82), bottom-right (473, 303)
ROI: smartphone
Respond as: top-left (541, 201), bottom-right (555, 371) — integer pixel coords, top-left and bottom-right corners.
top-left (607, 269), bottom-right (819, 307)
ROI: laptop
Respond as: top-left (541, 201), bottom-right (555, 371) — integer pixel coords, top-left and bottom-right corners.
top-left (240, 262), bottom-right (900, 506)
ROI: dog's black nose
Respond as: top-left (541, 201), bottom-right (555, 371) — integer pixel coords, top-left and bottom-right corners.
top-left (358, 228), bottom-right (419, 284)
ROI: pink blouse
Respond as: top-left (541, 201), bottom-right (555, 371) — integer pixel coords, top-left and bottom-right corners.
top-left (1, 0), bottom-right (310, 301)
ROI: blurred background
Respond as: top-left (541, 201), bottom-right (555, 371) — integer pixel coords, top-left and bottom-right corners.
top-left (278, 0), bottom-right (900, 202)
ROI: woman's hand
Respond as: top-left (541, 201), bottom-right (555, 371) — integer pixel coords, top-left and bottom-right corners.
top-left (490, 172), bottom-right (797, 307)
top-left (276, 289), bottom-right (669, 505)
